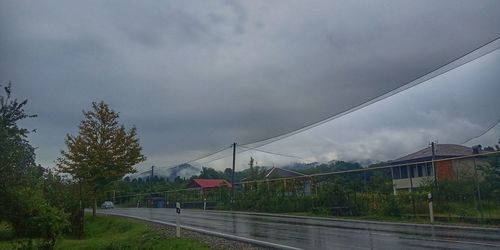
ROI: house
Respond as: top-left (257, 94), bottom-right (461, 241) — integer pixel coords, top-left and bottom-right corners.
top-left (189, 178), bottom-right (232, 189)
top-left (264, 166), bottom-right (306, 179)
top-left (389, 144), bottom-right (482, 193)
top-left (186, 179), bottom-right (232, 201)
top-left (261, 167), bottom-right (311, 196)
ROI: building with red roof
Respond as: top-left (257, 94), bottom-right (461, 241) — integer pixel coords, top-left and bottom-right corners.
top-left (189, 179), bottom-right (232, 189)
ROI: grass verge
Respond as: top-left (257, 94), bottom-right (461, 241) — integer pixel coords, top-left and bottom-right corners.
top-left (0, 215), bottom-right (210, 250)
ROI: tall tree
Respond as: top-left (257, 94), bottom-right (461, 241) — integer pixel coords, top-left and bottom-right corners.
top-left (1, 83), bottom-right (69, 248)
top-left (0, 82), bottom-right (37, 188)
top-left (199, 167), bottom-right (222, 179)
top-left (57, 101), bottom-right (146, 216)
top-left (248, 156), bottom-right (257, 180)
top-left (0, 82), bottom-right (38, 231)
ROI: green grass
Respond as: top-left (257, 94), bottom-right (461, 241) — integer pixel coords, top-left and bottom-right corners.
top-left (0, 222), bottom-right (18, 250)
top-left (0, 216), bottom-right (210, 250)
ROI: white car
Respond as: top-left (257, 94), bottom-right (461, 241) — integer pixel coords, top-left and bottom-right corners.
top-left (101, 201), bottom-right (114, 209)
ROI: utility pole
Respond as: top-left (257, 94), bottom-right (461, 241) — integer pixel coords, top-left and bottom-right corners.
top-left (430, 142), bottom-right (437, 217)
top-left (409, 165), bottom-right (416, 218)
top-left (231, 142), bottom-right (237, 205)
top-left (472, 145), bottom-right (484, 221)
top-left (151, 165), bottom-right (155, 192)
top-left (431, 142), bottom-right (437, 184)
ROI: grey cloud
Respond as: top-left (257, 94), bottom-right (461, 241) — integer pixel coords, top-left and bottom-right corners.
top-left (1, 0), bottom-right (499, 170)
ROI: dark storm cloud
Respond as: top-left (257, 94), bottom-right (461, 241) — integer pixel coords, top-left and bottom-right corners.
top-left (202, 49), bottom-right (500, 169)
top-left (1, 0), bottom-right (499, 170)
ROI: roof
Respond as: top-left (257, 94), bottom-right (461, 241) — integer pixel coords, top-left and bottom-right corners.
top-left (264, 167), bottom-right (306, 179)
top-left (191, 179), bottom-right (232, 188)
top-left (390, 144), bottom-right (475, 164)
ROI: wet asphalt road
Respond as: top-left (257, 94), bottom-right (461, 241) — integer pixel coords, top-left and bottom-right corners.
top-left (101, 208), bottom-right (500, 250)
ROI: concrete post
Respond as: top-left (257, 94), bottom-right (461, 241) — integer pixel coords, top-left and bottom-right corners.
top-left (428, 193), bottom-right (434, 223)
top-left (176, 202), bottom-right (181, 237)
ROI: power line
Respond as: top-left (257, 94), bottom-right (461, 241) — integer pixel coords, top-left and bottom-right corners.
top-left (240, 36), bottom-right (500, 149)
top-left (117, 151), bottom-right (500, 199)
top-left (133, 145), bottom-right (232, 176)
top-left (184, 145), bottom-right (232, 164)
top-left (461, 118), bottom-right (500, 144)
top-left (201, 147), bottom-right (246, 164)
top-left (238, 145), bottom-right (304, 159)
top-left (198, 144), bottom-right (308, 167)
top-left (132, 36), bottom-right (500, 175)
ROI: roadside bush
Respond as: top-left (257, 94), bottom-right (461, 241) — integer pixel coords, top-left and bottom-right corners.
top-left (1, 83), bottom-right (70, 249)
top-left (6, 184), bottom-right (69, 249)
top-left (382, 195), bottom-right (401, 217)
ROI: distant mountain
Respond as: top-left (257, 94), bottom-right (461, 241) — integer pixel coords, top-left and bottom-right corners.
top-left (282, 160), bottom-right (363, 174)
top-left (128, 163), bottom-right (200, 181)
top-left (355, 159), bottom-right (377, 167)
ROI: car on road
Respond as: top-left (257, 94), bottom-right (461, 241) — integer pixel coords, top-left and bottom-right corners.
top-left (101, 201), bottom-right (114, 209)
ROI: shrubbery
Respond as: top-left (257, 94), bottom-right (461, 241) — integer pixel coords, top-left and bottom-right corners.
top-left (0, 83), bottom-right (72, 249)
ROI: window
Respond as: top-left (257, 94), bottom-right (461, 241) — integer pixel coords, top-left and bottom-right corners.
top-left (401, 166), bottom-right (408, 179)
top-left (417, 164), bottom-right (423, 177)
top-left (410, 165), bottom-right (417, 178)
top-left (392, 167), bottom-right (401, 179)
top-left (425, 163), bottom-right (433, 176)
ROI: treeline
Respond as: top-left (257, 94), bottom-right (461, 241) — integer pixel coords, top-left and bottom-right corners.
top-left (0, 83), bottom-right (146, 249)
top-left (1, 83), bottom-right (72, 249)
top-left (229, 152), bottom-right (500, 223)
top-left (113, 159), bottom-right (367, 196)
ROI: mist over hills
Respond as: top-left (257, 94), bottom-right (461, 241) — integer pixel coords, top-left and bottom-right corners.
top-left (128, 163), bottom-right (200, 181)
top-left (127, 159), bottom-right (370, 182)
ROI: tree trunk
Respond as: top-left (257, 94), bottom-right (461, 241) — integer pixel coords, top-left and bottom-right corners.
top-left (93, 191), bottom-right (97, 217)
top-left (78, 183), bottom-right (85, 239)
top-left (79, 207), bottom-right (85, 239)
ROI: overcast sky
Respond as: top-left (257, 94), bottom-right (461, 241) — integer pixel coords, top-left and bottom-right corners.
top-left (1, 0), bottom-right (499, 172)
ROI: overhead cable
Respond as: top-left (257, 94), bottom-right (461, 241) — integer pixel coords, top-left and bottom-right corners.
top-left (133, 145), bottom-right (232, 176)
top-left (238, 145), bottom-right (304, 159)
top-left (461, 117), bottom-right (500, 144)
top-left (241, 36), bottom-right (500, 149)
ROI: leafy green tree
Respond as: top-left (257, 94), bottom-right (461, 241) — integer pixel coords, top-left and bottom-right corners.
top-left (198, 167), bottom-right (223, 179)
top-left (57, 101), bottom-right (146, 217)
top-left (0, 82), bottom-right (37, 193)
top-left (0, 82), bottom-right (39, 230)
top-left (0, 82), bottom-right (69, 248)
top-left (480, 140), bottom-right (500, 201)
top-left (43, 169), bottom-right (85, 239)
top-left (248, 157), bottom-right (257, 180)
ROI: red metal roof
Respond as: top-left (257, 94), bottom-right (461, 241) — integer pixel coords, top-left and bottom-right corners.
top-left (191, 179), bottom-right (232, 188)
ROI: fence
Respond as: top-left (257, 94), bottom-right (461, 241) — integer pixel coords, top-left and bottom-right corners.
top-left (111, 151), bottom-right (500, 224)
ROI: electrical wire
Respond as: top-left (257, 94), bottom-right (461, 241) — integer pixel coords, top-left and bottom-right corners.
top-left (237, 145), bottom-right (304, 159)
top-left (199, 144), bottom-right (311, 167)
top-left (200, 145), bottom-right (242, 164)
top-left (132, 36), bottom-right (500, 175)
top-left (461, 117), bottom-right (500, 144)
top-left (184, 145), bottom-right (233, 164)
top-left (133, 145), bottom-right (232, 176)
top-left (240, 36), bottom-right (500, 150)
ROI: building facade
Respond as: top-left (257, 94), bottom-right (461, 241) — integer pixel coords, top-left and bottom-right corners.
top-left (389, 144), bottom-right (482, 193)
